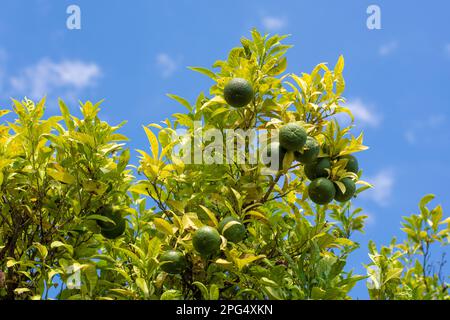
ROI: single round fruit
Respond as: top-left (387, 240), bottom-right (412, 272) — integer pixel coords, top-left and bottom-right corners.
top-left (308, 178), bottom-right (336, 205)
top-left (100, 215), bottom-right (126, 239)
top-left (261, 141), bottom-right (287, 171)
top-left (96, 205), bottom-right (115, 229)
top-left (295, 136), bottom-right (320, 164)
top-left (218, 216), bottom-right (246, 243)
top-left (192, 226), bottom-right (221, 256)
top-left (159, 250), bottom-right (187, 274)
top-left (334, 178), bottom-right (356, 202)
top-left (223, 78), bottom-right (254, 108)
top-left (304, 157), bottom-right (331, 180)
top-left (279, 123), bottom-right (307, 151)
top-left (339, 155), bottom-right (359, 174)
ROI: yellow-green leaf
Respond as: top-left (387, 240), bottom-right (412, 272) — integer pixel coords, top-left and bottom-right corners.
top-left (199, 205), bottom-right (218, 227)
top-left (143, 126), bottom-right (159, 159)
top-left (153, 218), bottom-right (175, 235)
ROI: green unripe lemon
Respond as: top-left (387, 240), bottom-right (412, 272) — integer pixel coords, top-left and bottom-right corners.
top-left (295, 136), bottom-right (320, 164)
top-left (304, 157), bottom-right (331, 180)
top-left (223, 78), bottom-right (254, 108)
top-left (192, 226), bottom-right (221, 256)
top-left (159, 250), bottom-right (187, 274)
top-left (279, 123), bottom-right (307, 151)
top-left (96, 205), bottom-right (115, 229)
top-left (339, 155), bottom-right (359, 174)
top-left (100, 213), bottom-right (126, 239)
top-left (308, 178), bottom-right (336, 205)
top-left (218, 216), bottom-right (246, 243)
top-left (334, 178), bottom-right (356, 202)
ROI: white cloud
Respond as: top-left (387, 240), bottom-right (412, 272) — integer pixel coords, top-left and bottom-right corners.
top-left (404, 114), bottom-right (446, 145)
top-left (9, 58), bottom-right (101, 100)
top-left (404, 130), bottom-right (416, 144)
top-left (361, 169), bottom-right (395, 206)
top-left (378, 41), bottom-right (398, 56)
top-left (343, 98), bottom-right (382, 127)
top-left (156, 53), bottom-right (178, 78)
top-left (261, 16), bottom-right (287, 31)
top-left (445, 43), bottom-right (450, 57)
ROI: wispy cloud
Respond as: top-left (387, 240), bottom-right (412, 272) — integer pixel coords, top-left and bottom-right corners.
top-left (445, 43), bottom-right (450, 57)
top-left (379, 41), bottom-right (398, 56)
top-left (338, 98), bottom-right (382, 128)
top-left (8, 58), bottom-right (101, 100)
top-left (261, 16), bottom-right (287, 31)
top-left (404, 114), bottom-right (446, 145)
top-left (361, 169), bottom-right (395, 206)
top-left (156, 53), bottom-right (178, 78)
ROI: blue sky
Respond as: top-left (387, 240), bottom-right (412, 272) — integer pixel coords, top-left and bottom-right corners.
top-left (1, 0), bottom-right (449, 299)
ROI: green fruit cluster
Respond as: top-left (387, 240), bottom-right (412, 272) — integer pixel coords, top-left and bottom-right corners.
top-left (97, 206), bottom-right (126, 239)
top-left (266, 124), bottom-right (360, 205)
top-left (158, 217), bottom-right (246, 274)
top-left (305, 153), bottom-right (359, 205)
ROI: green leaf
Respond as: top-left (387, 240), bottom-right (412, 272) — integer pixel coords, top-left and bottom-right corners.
top-left (143, 126), bottom-right (159, 159)
top-left (311, 287), bottom-right (326, 299)
top-left (234, 254), bottom-right (266, 271)
top-left (147, 237), bottom-right (162, 259)
top-left (50, 241), bottom-right (74, 255)
top-left (85, 264), bottom-right (98, 295)
top-left (33, 242), bottom-right (48, 259)
top-left (47, 168), bottom-right (76, 184)
top-left (167, 94), bottom-right (192, 112)
top-left (0, 109), bottom-right (11, 117)
top-left (188, 67), bottom-right (216, 80)
top-left (419, 194), bottom-right (435, 216)
top-left (199, 205), bottom-right (218, 227)
top-left (85, 214), bottom-right (115, 225)
top-left (192, 282), bottom-right (209, 300)
top-left (268, 57), bottom-right (287, 76)
top-left (260, 277), bottom-right (278, 287)
top-left (334, 181), bottom-right (346, 194)
top-left (160, 289), bottom-right (183, 300)
top-left (334, 55), bottom-right (345, 74)
top-left (82, 180), bottom-right (107, 195)
top-left (209, 284), bottom-right (219, 300)
top-left (59, 99), bottom-right (74, 130)
top-left (384, 268), bottom-right (403, 283)
top-left (14, 288), bottom-right (31, 295)
top-left (136, 278), bottom-right (149, 298)
top-left (6, 259), bottom-right (19, 268)
top-left (262, 286), bottom-right (283, 300)
top-left (153, 218), bottom-right (175, 235)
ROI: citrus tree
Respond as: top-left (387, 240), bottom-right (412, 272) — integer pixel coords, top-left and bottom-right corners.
top-left (0, 30), bottom-right (448, 300)
top-left (0, 98), bottom-right (133, 299)
top-left (122, 30), bottom-right (373, 300)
